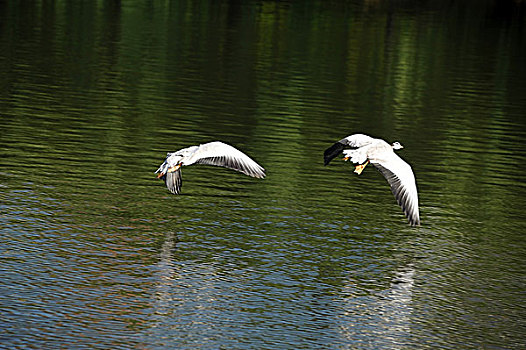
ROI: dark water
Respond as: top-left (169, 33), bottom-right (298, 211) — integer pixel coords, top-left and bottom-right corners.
top-left (1, 0), bottom-right (526, 349)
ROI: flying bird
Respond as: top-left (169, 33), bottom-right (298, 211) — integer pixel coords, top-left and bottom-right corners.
top-left (156, 141), bottom-right (265, 194)
top-left (324, 134), bottom-right (420, 226)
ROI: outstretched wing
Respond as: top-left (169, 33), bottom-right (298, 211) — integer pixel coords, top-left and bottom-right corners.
top-left (189, 141), bottom-right (266, 179)
top-left (324, 134), bottom-right (376, 165)
top-left (161, 168), bottom-right (182, 195)
top-left (371, 153), bottom-right (420, 226)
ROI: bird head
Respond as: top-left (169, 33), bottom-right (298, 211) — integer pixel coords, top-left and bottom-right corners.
top-left (392, 141), bottom-right (404, 150)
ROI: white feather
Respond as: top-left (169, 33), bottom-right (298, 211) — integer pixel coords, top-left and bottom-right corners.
top-left (326, 134), bottom-right (420, 226)
top-left (155, 141), bottom-right (265, 195)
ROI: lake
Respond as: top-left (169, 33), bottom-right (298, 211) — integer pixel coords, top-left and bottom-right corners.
top-left (1, 0), bottom-right (525, 349)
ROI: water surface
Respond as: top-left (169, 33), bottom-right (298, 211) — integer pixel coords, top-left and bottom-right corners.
top-left (1, 0), bottom-right (525, 349)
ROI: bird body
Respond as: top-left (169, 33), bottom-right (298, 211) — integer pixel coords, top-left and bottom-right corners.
top-left (324, 134), bottom-right (420, 226)
top-left (156, 141), bottom-right (265, 194)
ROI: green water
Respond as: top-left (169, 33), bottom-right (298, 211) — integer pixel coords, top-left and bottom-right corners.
top-left (1, 1), bottom-right (525, 349)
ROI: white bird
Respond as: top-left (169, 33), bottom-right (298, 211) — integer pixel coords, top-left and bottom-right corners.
top-left (156, 141), bottom-right (265, 194)
top-left (324, 134), bottom-right (420, 226)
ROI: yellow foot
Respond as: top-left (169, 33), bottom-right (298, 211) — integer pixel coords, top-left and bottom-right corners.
top-left (354, 161), bottom-right (369, 175)
top-left (167, 164), bottom-right (181, 173)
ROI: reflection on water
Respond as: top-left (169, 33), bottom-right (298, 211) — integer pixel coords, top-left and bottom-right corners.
top-left (1, 0), bottom-right (526, 349)
top-left (337, 264), bottom-right (415, 348)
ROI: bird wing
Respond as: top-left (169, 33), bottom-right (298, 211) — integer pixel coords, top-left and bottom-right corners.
top-left (189, 141), bottom-right (266, 179)
top-left (371, 153), bottom-right (420, 226)
top-left (342, 134), bottom-right (376, 148)
top-left (324, 134), bottom-right (376, 165)
top-left (162, 168), bottom-right (182, 194)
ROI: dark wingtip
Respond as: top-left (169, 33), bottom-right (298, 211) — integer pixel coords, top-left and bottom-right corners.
top-left (409, 217), bottom-right (421, 227)
top-left (164, 170), bottom-right (182, 195)
top-left (324, 142), bottom-right (345, 165)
